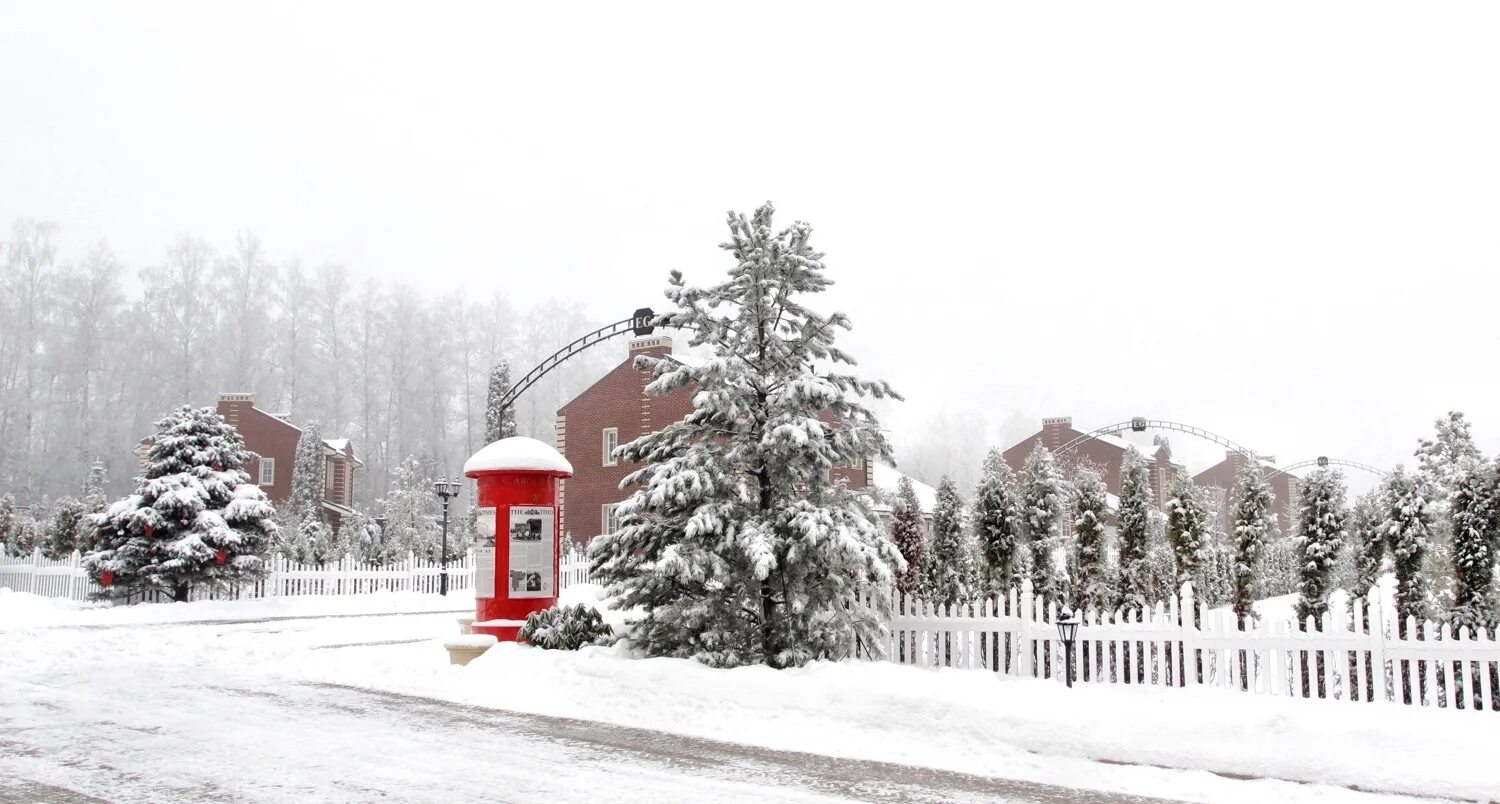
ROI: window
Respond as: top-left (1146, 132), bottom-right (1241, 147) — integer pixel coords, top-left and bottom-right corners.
top-left (602, 503), bottom-right (622, 535)
top-left (602, 427), bottom-right (619, 466)
top-left (259, 457), bottom-right (276, 486)
top-left (848, 454), bottom-right (865, 471)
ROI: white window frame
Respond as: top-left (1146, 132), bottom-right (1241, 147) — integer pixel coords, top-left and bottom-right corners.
top-left (602, 503), bottom-right (621, 535)
top-left (259, 457), bottom-right (276, 486)
top-left (602, 427), bottom-right (619, 467)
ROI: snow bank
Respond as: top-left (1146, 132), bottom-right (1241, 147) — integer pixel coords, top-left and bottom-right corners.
top-left (294, 638), bottom-right (1499, 803)
top-left (0, 587), bottom-right (474, 630)
top-left (463, 436), bottom-right (573, 476)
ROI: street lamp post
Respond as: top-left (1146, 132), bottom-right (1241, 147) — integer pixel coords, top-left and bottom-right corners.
top-left (1056, 614), bottom-right (1081, 688)
top-left (433, 477), bottom-right (462, 596)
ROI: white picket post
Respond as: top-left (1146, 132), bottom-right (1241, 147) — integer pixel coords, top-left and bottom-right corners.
top-left (1180, 582), bottom-right (1198, 687)
top-left (1018, 580), bottom-right (1034, 678)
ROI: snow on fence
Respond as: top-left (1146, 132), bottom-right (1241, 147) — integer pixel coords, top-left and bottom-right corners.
top-left (884, 581), bottom-right (1500, 712)
top-left (1, 546), bottom-right (592, 604)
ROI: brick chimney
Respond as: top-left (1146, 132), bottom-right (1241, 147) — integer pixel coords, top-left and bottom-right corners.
top-left (628, 335), bottom-right (673, 359)
top-left (218, 393), bottom-right (255, 428)
top-left (1041, 416), bottom-right (1072, 452)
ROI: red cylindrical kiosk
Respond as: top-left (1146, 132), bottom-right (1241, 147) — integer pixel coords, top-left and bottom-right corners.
top-left (463, 436), bottom-right (574, 641)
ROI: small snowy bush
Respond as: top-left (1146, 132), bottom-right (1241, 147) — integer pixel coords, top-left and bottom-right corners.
top-left (518, 604), bottom-right (613, 650)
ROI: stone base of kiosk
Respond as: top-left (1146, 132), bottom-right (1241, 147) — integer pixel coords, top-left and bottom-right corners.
top-left (472, 619), bottom-right (528, 642)
top-left (456, 616), bottom-right (475, 635)
top-left (444, 634), bottom-right (498, 666)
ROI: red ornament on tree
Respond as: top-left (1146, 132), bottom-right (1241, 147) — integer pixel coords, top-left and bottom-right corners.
top-left (145, 524), bottom-right (154, 538)
top-left (213, 463), bottom-right (223, 472)
top-left (216, 549), bottom-right (227, 565)
top-left (100, 570), bottom-right (115, 587)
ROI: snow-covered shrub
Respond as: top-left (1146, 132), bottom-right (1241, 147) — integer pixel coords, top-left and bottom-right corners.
top-left (518, 604), bottom-right (613, 650)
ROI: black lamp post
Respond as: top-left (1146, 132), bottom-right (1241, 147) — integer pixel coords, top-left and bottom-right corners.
top-left (433, 477), bottom-right (462, 596)
top-left (1057, 614), bottom-right (1081, 688)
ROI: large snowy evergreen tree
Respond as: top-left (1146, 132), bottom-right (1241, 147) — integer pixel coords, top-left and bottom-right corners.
top-left (1230, 459), bottom-right (1273, 622)
top-left (83, 406), bottom-right (277, 601)
top-left (1294, 467), bottom-right (1346, 626)
top-left (1348, 491), bottom-right (1385, 616)
top-left (1381, 466), bottom-right (1433, 635)
top-left (1448, 458), bottom-right (1498, 630)
top-left (1117, 446), bottom-right (1154, 611)
top-left (589, 203), bottom-right (901, 668)
top-left (972, 448), bottom-right (1023, 593)
top-left (918, 477), bottom-right (977, 606)
top-left (282, 421), bottom-right (336, 562)
top-left (1165, 473), bottom-right (1210, 588)
top-left (889, 475), bottom-right (925, 597)
top-left (484, 359), bottom-right (518, 443)
top-left (377, 455), bottom-right (440, 562)
top-left (44, 497), bottom-right (88, 559)
top-left (1415, 412), bottom-right (1482, 498)
top-left (1072, 466), bottom-right (1111, 612)
top-left (1020, 444), bottom-right (1064, 598)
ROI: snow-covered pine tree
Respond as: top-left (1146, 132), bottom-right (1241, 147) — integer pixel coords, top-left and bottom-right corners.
top-left (889, 474), bottom-right (925, 598)
top-left (1165, 473), bottom-right (1209, 589)
top-left (1072, 466), bottom-right (1111, 612)
top-left (484, 359), bottom-right (518, 443)
top-left (1295, 467), bottom-right (1347, 627)
top-left (287, 421), bottom-right (325, 526)
top-left (972, 449), bottom-right (1023, 593)
top-left (83, 405), bottom-right (278, 601)
top-left (1381, 466), bottom-right (1433, 635)
top-left (1348, 491), bottom-right (1385, 613)
top-left (338, 509), bottom-right (381, 563)
top-left (378, 455), bottom-right (440, 562)
top-left (82, 460), bottom-right (109, 509)
top-left (1231, 459), bottom-right (1274, 622)
top-left (1117, 446), bottom-right (1154, 612)
top-left (0, 496), bottom-right (16, 553)
top-left (1449, 458), bottom-right (1498, 630)
top-left (44, 497), bottom-right (88, 559)
top-left (588, 202), bottom-right (902, 669)
top-left (918, 477), bottom-right (977, 607)
top-left (1415, 411), bottom-right (1482, 498)
top-left (1020, 444), bottom-right (1065, 599)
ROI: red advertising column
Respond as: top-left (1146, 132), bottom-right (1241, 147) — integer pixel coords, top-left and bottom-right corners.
top-left (463, 436), bottom-right (574, 641)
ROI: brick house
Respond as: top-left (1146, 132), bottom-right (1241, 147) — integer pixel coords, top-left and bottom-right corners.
top-left (554, 336), bottom-right (879, 543)
top-left (1193, 451), bottom-right (1299, 535)
top-left (136, 393), bottom-right (362, 531)
top-left (1000, 416), bottom-right (1182, 509)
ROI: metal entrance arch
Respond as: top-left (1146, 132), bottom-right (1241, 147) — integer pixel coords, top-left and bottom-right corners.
top-left (494, 307), bottom-right (660, 414)
top-left (1053, 417), bottom-right (1256, 461)
top-left (1263, 457), bottom-right (1390, 483)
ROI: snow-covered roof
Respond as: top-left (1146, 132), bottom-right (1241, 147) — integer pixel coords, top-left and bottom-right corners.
top-left (324, 439), bottom-right (349, 451)
top-left (871, 463), bottom-right (937, 514)
top-left (464, 437), bottom-right (574, 477)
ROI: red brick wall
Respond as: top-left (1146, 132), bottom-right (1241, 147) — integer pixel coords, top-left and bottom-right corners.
top-left (217, 394), bottom-right (300, 506)
top-left (1193, 452), bottom-right (1299, 534)
top-left (558, 339), bottom-right (872, 542)
top-left (1001, 417), bottom-right (1177, 508)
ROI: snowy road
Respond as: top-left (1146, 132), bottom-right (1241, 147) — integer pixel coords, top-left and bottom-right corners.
top-left (1, 613), bottom-right (1178, 804)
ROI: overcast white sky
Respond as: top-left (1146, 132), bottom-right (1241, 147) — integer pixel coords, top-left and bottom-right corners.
top-left (3, 1), bottom-right (1497, 490)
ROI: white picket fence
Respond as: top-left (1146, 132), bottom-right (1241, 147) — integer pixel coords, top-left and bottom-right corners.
top-left (886, 581), bottom-right (1500, 712)
top-left (0, 546), bottom-right (592, 604)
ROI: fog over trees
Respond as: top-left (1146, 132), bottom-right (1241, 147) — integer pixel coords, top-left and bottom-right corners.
top-left (0, 220), bottom-right (616, 507)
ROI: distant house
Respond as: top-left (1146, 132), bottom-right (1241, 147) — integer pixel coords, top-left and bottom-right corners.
top-left (1193, 450), bottom-right (1299, 536)
top-left (136, 393), bottom-right (362, 531)
top-left (554, 336), bottom-right (874, 543)
top-left (1000, 416), bottom-right (1182, 509)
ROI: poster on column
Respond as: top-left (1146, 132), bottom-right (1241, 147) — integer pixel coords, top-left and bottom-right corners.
top-left (473, 507), bottom-right (497, 597)
top-left (506, 505), bottom-right (554, 598)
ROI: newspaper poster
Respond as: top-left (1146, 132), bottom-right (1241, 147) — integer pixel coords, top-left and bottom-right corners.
top-left (475, 506), bottom-right (497, 546)
top-left (507, 505), bottom-right (554, 599)
top-left (474, 546), bottom-right (496, 598)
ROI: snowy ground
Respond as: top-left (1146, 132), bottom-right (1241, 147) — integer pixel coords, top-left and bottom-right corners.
top-left (1, 588), bottom-right (1494, 803)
